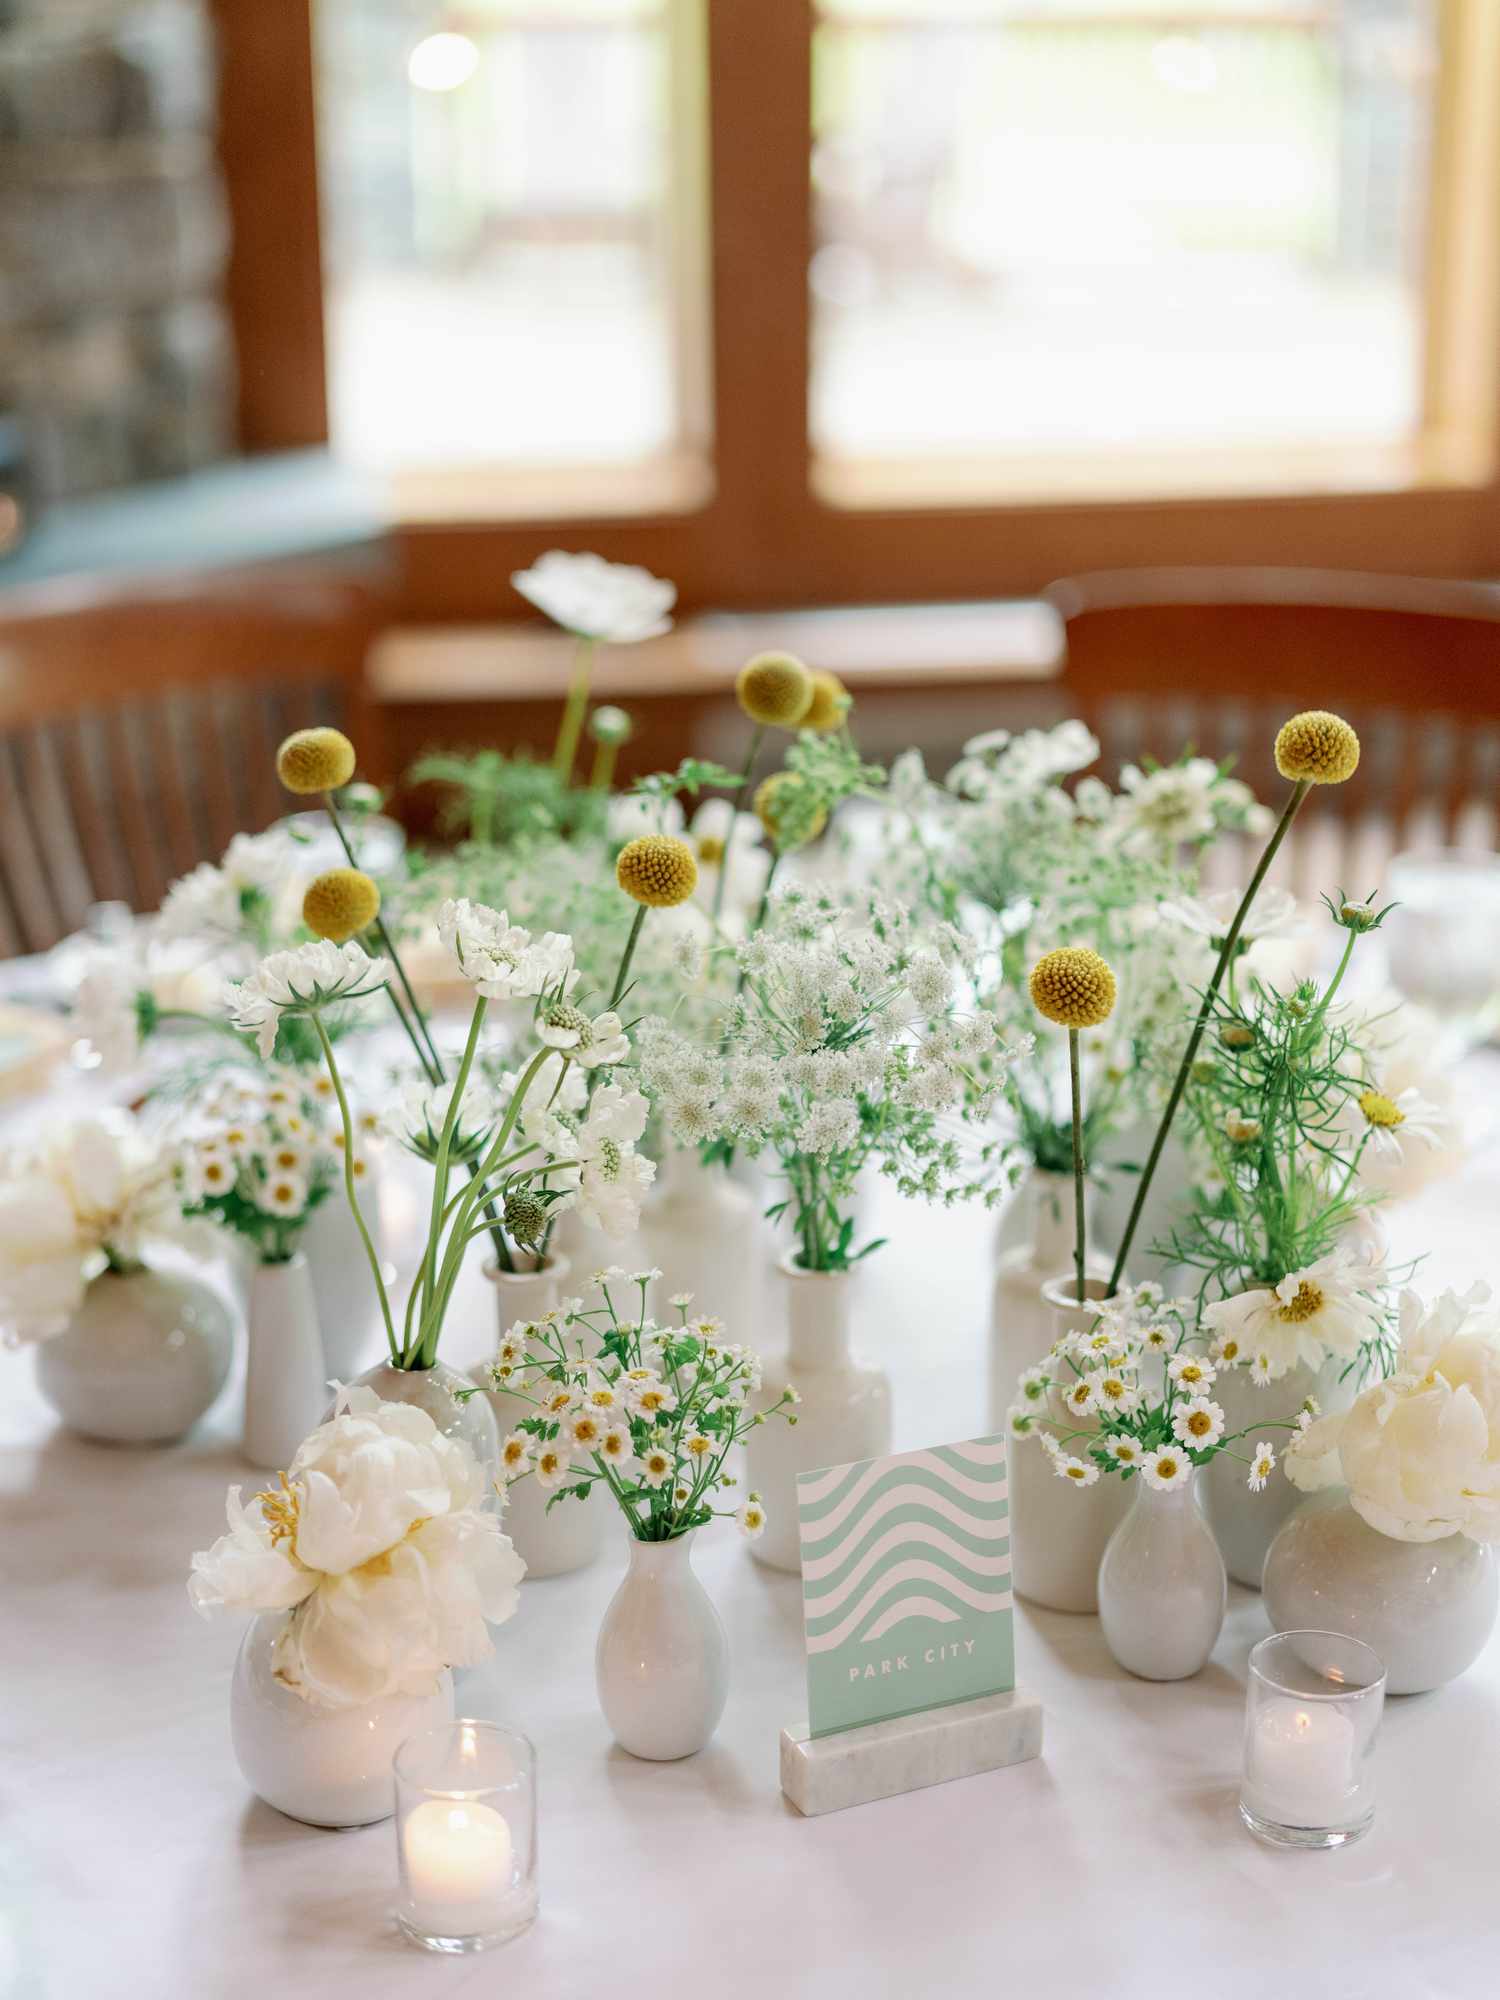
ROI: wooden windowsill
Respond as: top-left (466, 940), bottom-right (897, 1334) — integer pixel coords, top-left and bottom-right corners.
top-left (386, 449), bottom-right (716, 528)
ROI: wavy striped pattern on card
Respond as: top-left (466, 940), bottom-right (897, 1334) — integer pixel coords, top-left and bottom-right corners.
top-left (798, 1439), bottom-right (1011, 1657)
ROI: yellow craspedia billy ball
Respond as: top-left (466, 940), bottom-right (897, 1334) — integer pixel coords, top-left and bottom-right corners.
top-left (802, 670), bottom-right (851, 733)
top-left (276, 726), bottom-right (356, 795)
top-left (1273, 710), bottom-right (1360, 785)
top-left (735, 651), bottom-right (814, 729)
top-left (303, 867), bottom-right (381, 943)
top-left (616, 834), bottom-right (699, 908)
top-left (1029, 947), bottom-right (1117, 1030)
top-left (754, 771), bottom-right (827, 848)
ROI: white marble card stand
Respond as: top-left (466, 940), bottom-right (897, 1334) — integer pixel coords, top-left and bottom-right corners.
top-left (780, 1688), bottom-right (1043, 1817)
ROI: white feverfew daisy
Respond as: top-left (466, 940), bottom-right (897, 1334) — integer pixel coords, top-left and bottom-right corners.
top-left (597, 1426), bottom-right (634, 1469)
top-left (1061, 1375), bottom-right (1098, 1419)
top-left (1006, 1405), bottom-right (1038, 1439)
top-left (1053, 1454), bottom-right (1100, 1487)
top-left (1107, 1436), bottom-right (1144, 1469)
top-left (1247, 1441), bottom-right (1277, 1493)
top-left (255, 1171), bottom-right (308, 1219)
top-left (1171, 1396), bottom-right (1226, 1451)
top-left (1092, 1372), bottom-right (1140, 1416)
top-left (736, 1499), bottom-right (767, 1539)
top-left (499, 1432), bottom-right (534, 1479)
top-left (1140, 1446), bottom-right (1191, 1491)
top-left (1166, 1353), bottom-right (1217, 1394)
top-left (640, 1443), bottom-right (674, 1490)
top-left (533, 1445), bottom-right (574, 1491)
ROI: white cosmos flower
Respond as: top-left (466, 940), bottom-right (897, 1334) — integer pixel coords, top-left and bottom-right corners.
top-left (512, 550), bottom-right (676, 644)
top-left (571, 1085), bottom-right (656, 1239)
top-left (1171, 1396), bottom-right (1226, 1451)
top-left (1161, 884), bottom-right (1300, 945)
top-left (1353, 1085), bottom-right (1446, 1163)
top-left (188, 1387), bottom-right (524, 1708)
top-left (437, 898), bottom-right (575, 1003)
top-left (1140, 1446), bottom-right (1191, 1491)
top-left (227, 941), bottom-right (390, 1059)
top-left (535, 1000), bottom-right (629, 1069)
top-left (1202, 1250), bottom-right (1378, 1381)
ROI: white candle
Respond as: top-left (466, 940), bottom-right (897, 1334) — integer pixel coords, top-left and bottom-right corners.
top-left (401, 1798), bottom-right (515, 1937)
top-left (1245, 1698), bottom-right (1358, 1828)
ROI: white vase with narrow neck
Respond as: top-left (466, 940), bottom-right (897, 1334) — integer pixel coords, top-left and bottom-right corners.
top-left (243, 1255), bottom-right (327, 1471)
top-left (301, 1167), bottom-right (387, 1383)
top-left (230, 1610), bottom-right (454, 1826)
top-left (1263, 1489), bottom-right (1499, 1695)
top-left (638, 1148), bottom-right (760, 1324)
top-left (34, 1262), bottom-right (234, 1445)
top-left (595, 1531), bottom-right (729, 1760)
top-left (1010, 1274), bottom-right (1131, 1613)
top-left (1202, 1352), bottom-right (1357, 1588)
top-left (988, 1169), bottom-right (1108, 1432)
top-left (743, 1260), bottom-right (892, 1575)
top-left (480, 1255), bottom-right (605, 1578)
top-left (1098, 1463), bottom-right (1227, 1680)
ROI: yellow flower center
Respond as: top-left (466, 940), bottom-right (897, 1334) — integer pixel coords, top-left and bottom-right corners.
top-left (256, 1472), bottom-right (302, 1548)
top-left (1186, 1410), bottom-right (1214, 1437)
top-left (1276, 1281), bottom-right (1325, 1324)
top-left (696, 835), bottom-right (726, 866)
top-left (1219, 1339), bottom-right (1240, 1362)
top-left (1359, 1089), bottom-right (1404, 1130)
top-left (1156, 1457), bottom-right (1181, 1480)
top-left (1065, 1464), bottom-right (1089, 1480)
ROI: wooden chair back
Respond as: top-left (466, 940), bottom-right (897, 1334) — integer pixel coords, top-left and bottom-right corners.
top-left (0, 572), bottom-right (383, 955)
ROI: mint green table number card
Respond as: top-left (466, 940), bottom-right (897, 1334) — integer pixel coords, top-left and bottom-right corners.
top-left (797, 1435), bottom-right (1014, 1738)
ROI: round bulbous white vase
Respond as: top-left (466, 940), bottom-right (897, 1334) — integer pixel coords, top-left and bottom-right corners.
top-left (346, 1357), bottom-right (502, 1490)
top-left (1202, 1354), bottom-right (1356, 1589)
top-left (479, 1255), bottom-right (605, 1578)
top-left (1263, 1489), bottom-right (1500, 1695)
top-left (1098, 1466), bottom-right (1227, 1681)
top-left (243, 1254), bottom-right (327, 1471)
top-left (743, 1260), bottom-right (892, 1575)
top-left (34, 1263), bottom-right (233, 1445)
top-left (301, 1171), bottom-right (387, 1382)
top-left (988, 1170), bottom-right (1108, 1433)
top-left (638, 1148), bottom-right (760, 1324)
top-left (230, 1611), bottom-right (454, 1827)
top-left (595, 1531), bottom-right (729, 1760)
top-left (1010, 1274), bottom-right (1131, 1613)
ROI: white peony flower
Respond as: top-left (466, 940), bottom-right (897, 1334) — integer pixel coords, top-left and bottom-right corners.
top-left (511, 549), bottom-right (675, 644)
top-left (227, 940), bottom-right (390, 1059)
top-left (188, 1387), bottom-right (524, 1709)
top-left (1202, 1249), bottom-right (1378, 1381)
top-left (0, 1179), bottom-right (88, 1345)
top-left (437, 898), bottom-right (574, 1003)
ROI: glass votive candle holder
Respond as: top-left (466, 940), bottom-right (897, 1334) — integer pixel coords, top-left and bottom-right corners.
top-left (1240, 1630), bottom-right (1385, 1850)
top-left (394, 1720), bottom-right (538, 1953)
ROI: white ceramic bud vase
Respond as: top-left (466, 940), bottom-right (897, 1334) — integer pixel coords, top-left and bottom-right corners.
top-left (301, 1168), bottom-right (387, 1383)
top-left (347, 1357), bottom-right (502, 1491)
top-left (243, 1254), bottom-right (326, 1471)
top-left (744, 1260), bottom-right (892, 1575)
top-left (595, 1531), bottom-right (729, 1760)
top-left (480, 1255), bottom-right (605, 1578)
top-left (230, 1610), bottom-right (454, 1826)
top-left (1098, 1464), bottom-right (1227, 1680)
top-left (34, 1263), bottom-right (234, 1445)
top-left (1202, 1353), bottom-right (1356, 1588)
top-left (1010, 1274), bottom-right (1130, 1613)
top-left (638, 1148), bottom-right (760, 1324)
top-left (988, 1170), bottom-right (1108, 1432)
top-left (1263, 1489), bottom-right (1500, 1695)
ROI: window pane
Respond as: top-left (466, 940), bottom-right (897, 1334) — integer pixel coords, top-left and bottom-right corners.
top-left (315, 0), bottom-right (696, 472)
top-left (811, 0), bottom-right (1439, 491)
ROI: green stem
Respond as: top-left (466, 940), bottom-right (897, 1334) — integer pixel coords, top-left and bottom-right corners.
top-left (1107, 778), bottom-right (1310, 1293)
top-left (417, 994), bottom-right (488, 1349)
top-left (324, 790), bottom-right (444, 1085)
top-left (313, 1015), bottom-right (398, 1363)
top-left (610, 902), bottom-right (648, 1010)
top-left (1069, 1027), bottom-right (1086, 1305)
top-left (589, 737), bottom-right (618, 791)
top-left (552, 636), bottom-right (596, 783)
top-left (710, 723), bottom-right (764, 926)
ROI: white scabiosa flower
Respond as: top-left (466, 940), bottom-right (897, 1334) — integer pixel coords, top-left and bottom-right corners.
top-left (227, 940), bottom-right (390, 1059)
top-left (511, 549), bottom-right (675, 644)
top-left (535, 999), bottom-right (629, 1069)
top-left (436, 898), bottom-right (575, 1003)
top-left (571, 1085), bottom-right (655, 1240)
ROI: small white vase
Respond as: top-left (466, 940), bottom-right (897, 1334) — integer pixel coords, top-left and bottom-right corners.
top-left (1098, 1465), bottom-right (1227, 1680)
top-left (243, 1255), bottom-right (327, 1470)
top-left (988, 1169), bottom-right (1108, 1432)
top-left (1263, 1489), bottom-right (1500, 1695)
top-left (301, 1171), bottom-right (387, 1382)
top-left (743, 1259), bottom-right (892, 1574)
top-left (595, 1531), bottom-right (729, 1760)
top-left (1010, 1274), bottom-right (1131, 1613)
top-left (348, 1358), bottom-right (502, 1491)
top-left (230, 1610), bottom-right (454, 1826)
top-left (1202, 1353), bottom-right (1356, 1588)
top-left (34, 1263), bottom-right (233, 1445)
top-left (638, 1148), bottom-right (760, 1324)
top-left (480, 1255), bottom-right (605, 1579)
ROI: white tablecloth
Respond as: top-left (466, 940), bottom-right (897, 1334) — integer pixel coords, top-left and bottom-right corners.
top-left (4, 1056), bottom-right (1500, 2000)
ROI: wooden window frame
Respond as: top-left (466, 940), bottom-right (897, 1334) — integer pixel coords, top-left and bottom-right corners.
top-left (213, 0), bottom-right (1500, 617)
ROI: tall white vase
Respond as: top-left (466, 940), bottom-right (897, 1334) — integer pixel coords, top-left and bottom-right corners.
top-left (301, 1169), bottom-right (387, 1382)
top-left (1263, 1489), bottom-right (1500, 1695)
top-left (639, 1149), bottom-right (761, 1325)
top-left (1202, 1353), bottom-right (1356, 1588)
top-left (34, 1263), bottom-right (234, 1445)
top-left (595, 1531), bottom-right (729, 1760)
top-left (480, 1255), bottom-right (606, 1579)
top-left (1098, 1465), bottom-right (1227, 1680)
top-left (243, 1255), bottom-right (326, 1471)
top-left (1010, 1274), bottom-right (1131, 1613)
top-left (743, 1260), bottom-right (892, 1575)
top-left (988, 1169), bottom-right (1108, 1433)
top-left (230, 1610), bottom-right (454, 1827)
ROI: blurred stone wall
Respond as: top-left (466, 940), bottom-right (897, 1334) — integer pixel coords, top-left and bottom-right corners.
top-left (0, 0), bottom-right (236, 501)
